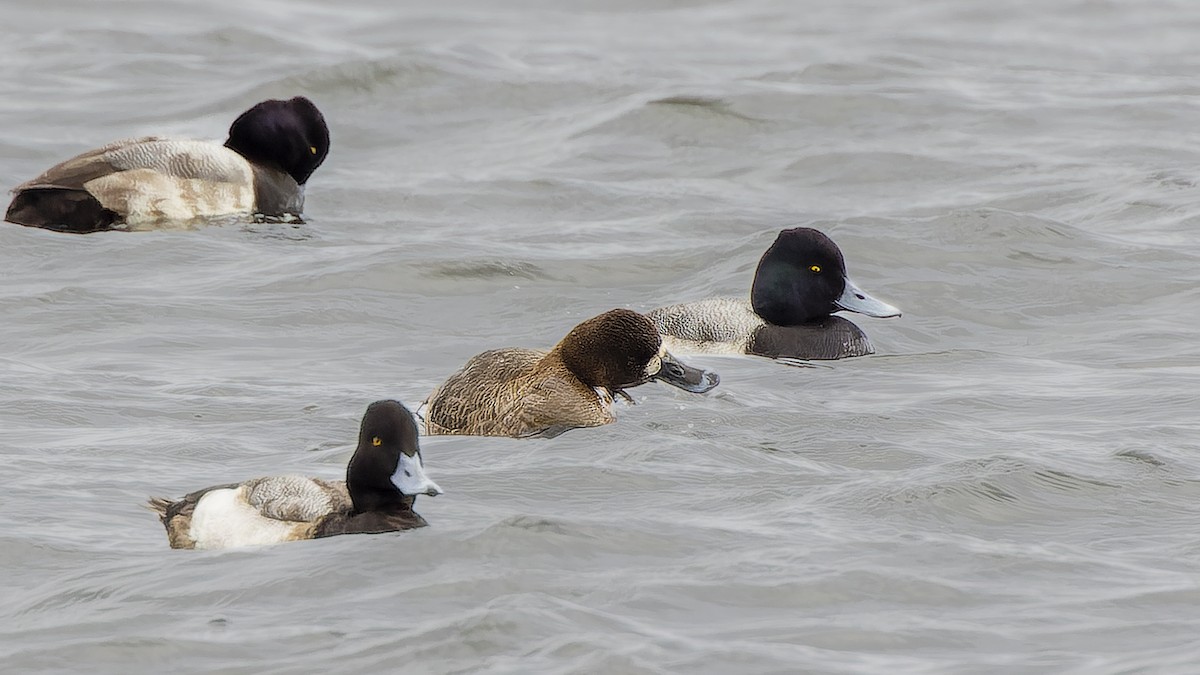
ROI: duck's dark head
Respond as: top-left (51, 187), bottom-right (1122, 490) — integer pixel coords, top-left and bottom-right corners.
top-left (557, 309), bottom-right (719, 395)
top-left (347, 400), bottom-right (441, 514)
top-left (225, 96), bottom-right (330, 186)
top-left (750, 227), bottom-right (900, 326)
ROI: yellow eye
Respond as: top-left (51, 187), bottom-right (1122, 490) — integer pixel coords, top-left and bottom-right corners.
top-left (309, 146), bottom-right (317, 155)
top-left (371, 436), bottom-right (382, 447)
top-left (809, 265), bottom-right (821, 273)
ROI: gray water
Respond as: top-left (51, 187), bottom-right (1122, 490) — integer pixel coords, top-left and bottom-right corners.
top-left (2, 0), bottom-right (1200, 673)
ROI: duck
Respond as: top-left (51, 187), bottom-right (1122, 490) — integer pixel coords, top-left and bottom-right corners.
top-left (648, 227), bottom-right (900, 360)
top-left (6, 96), bottom-right (329, 233)
top-left (147, 400), bottom-right (440, 550)
top-left (420, 308), bottom-right (720, 438)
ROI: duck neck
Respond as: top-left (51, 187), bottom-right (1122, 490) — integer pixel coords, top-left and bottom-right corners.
top-left (349, 485), bottom-right (415, 515)
top-left (346, 462), bottom-right (414, 515)
top-left (543, 346), bottom-right (586, 383)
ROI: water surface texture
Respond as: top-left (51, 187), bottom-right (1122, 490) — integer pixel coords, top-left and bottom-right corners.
top-left (3, 1), bottom-right (1200, 673)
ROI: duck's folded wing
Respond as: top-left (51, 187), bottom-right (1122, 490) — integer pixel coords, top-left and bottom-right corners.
top-left (15, 137), bottom-right (251, 191)
top-left (244, 475), bottom-right (348, 523)
top-left (13, 138), bottom-right (147, 192)
top-left (424, 348), bottom-right (545, 435)
top-left (496, 375), bottom-right (612, 438)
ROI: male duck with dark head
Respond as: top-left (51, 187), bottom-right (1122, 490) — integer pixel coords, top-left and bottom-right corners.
top-left (649, 227), bottom-right (901, 360)
top-left (147, 400), bottom-right (440, 550)
top-left (421, 308), bottom-right (720, 438)
top-left (6, 96), bottom-right (329, 233)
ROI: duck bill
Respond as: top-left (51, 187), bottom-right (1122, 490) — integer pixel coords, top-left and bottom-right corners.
top-left (653, 352), bottom-right (720, 394)
top-left (391, 451), bottom-right (443, 497)
top-left (835, 277), bottom-right (901, 318)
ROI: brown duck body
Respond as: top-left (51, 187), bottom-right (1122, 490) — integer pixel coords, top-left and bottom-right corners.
top-left (423, 347), bottom-right (615, 438)
top-left (421, 309), bottom-right (719, 438)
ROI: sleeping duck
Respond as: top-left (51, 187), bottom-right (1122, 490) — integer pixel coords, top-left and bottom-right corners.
top-left (6, 96), bottom-right (329, 233)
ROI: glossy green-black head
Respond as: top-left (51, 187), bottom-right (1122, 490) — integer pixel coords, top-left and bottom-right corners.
top-left (558, 309), bottom-right (719, 394)
top-left (225, 96), bottom-right (330, 186)
top-left (347, 400), bottom-right (441, 514)
top-left (750, 227), bottom-right (900, 326)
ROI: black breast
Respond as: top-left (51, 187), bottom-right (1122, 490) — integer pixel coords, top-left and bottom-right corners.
top-left (312, 510), bottom-right (428, 538)
top-left (249, 165), bottom-right (304, 216)
top-left (747, 315), bottom-right (875, 360)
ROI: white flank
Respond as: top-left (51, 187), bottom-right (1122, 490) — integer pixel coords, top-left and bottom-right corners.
top-left (87, 140), bottom-right (256, 224)
top-left (188, 487), bottom-right (303, 550)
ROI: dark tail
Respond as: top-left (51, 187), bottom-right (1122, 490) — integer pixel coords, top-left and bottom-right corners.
top-left (6, 188), bottom-right (120, 233)
top-left (145, 497), bottom-right (173, 523)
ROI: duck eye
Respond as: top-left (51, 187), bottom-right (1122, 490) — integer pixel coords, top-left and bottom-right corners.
top-left (309, 146), bottom-right (317, 155)
top-left (809, 265), bottom-right (821, 273)
top-left (371, 436), bottom-right (382, 447)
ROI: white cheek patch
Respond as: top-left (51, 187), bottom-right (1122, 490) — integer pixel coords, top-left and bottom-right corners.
top-left (391, 452), bottom-right (442, 496)
top-left (642, 345), bottom-right (667, 377)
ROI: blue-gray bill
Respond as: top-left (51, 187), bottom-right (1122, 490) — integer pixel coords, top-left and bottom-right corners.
top-left (391, 451), bottom-right (443, 496)
top-left (834, 277), bottom-right (901, 318)
top-left (654, 352), bottom-right (720, 393)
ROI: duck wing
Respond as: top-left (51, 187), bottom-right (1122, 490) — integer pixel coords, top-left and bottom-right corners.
top-left (423, 348), bottom-right (545, 435)
top-left (15, 137), bottom-right (251, 191)
top-left (243, 475), bottom-right (349, 523)
top-left (497, 375), bottom-right (614, 439)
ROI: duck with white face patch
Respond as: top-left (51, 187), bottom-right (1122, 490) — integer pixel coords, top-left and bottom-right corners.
top-left (146, 400), bottom-right (440, 550)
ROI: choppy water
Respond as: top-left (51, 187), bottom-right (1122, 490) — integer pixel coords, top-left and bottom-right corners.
top-left (3, 0), bottom-right (1200, 672)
